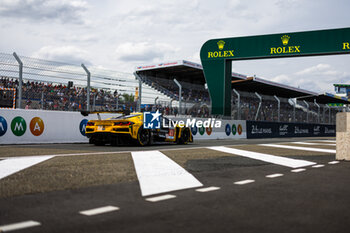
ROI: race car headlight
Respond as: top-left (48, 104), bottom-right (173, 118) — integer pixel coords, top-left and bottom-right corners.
top-left (87, 122), bottom-right (95, 126)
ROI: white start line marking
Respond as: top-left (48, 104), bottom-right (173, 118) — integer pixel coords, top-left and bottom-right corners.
top-left (291, 168), bottom-right (306, 173)
top-left (196, 186), bottom-right (221, 192)
top-left (79, 206), bottom-right (120, 216)
top-left (266, 173), bottom-right (284, 178)
top-left (0, 220), bottom-right (41, 232)
top-left (145, 194), bottom-right (177, 202)
top-left (234, 179), bottom-right (255, 185)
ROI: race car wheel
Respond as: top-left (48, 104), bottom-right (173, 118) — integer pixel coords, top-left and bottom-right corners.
top-left (178, 128), bottom-right (190, 144)
top-left (137, 127), bottom-right (150, 146)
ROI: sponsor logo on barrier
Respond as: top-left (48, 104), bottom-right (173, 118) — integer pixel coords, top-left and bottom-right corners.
top-left (199, 126), bottom-right (205, 135)
top-left (80, 119), bottom-right (88, 136)
top-left (313, 126), bottom-right (320, 135)
top-left (11, 116), bottom-right (26, 136)
top-left (225, 124), bottom-right (231, 136)
top-left (279, 124), bottom-right (288, 136)
top-left (0, 116), bottom-right (7, 137)
top-left (325, 127), bottom-right (335, 134)
top-left (237, 124), bottom-right (243, 135)
top-left (30, 117), bottom-right (44, 136)
top-left (232, 124), bottom-right (237, 135)
top-left (206, 126), bottom-right (212, 135)
top-left (191, 126), bottom-right (197, 136)
top-left (251, 125), bottom-right (272, 134)
top-left (294, 126), bottom-right (309, 134)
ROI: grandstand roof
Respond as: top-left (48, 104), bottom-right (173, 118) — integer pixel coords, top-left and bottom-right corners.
top-left (231, 76), bottom-right (317, 98)
top-left (297, 92), bottom-right (350, 104)
top-left (135, 60), bottom-right (246, 85)
top-left (136, 60), bottom-right (350, 105)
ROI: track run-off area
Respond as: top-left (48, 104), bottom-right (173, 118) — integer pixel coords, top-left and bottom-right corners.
top-left (0, 137), bottom-right (349, 233)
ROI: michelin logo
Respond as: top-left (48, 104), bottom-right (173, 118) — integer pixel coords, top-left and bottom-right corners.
top-left (143, 110), bottom-right (161, 129)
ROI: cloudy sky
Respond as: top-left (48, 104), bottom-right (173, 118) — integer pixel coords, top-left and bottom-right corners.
top-left (0, 0), bottom-right (350, 93)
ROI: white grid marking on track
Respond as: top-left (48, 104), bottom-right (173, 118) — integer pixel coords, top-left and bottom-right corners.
top-left (312, 164), bottom-right (325, 168)
top-left (131, 150), bottom-right (203, 197)
top-left (328, 161), bottom-right (340, 164)
top-left (79, 206), bottom-right (120, 216)
top-left (259, 144), bottom-right (336, 154)
top-left (196, 187), bottom-right (221, 192)
top-left (234, 180), bottom-right (255, 185)
top-left (146, 194), bottom-right (176, 202)
top-left (291, 168), bottom-right (306, 173)
top-left (0, 156), bottom-right (55, 180)
top-left (266, 173), bottom-right (284, 178)
top-left (0, 220), bottom-right (41, 232)
top-left (208, 146), bottom-right (315, 168)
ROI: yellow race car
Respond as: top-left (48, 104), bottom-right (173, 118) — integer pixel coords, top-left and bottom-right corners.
top-left (81, 111), bottom-right (193, 146)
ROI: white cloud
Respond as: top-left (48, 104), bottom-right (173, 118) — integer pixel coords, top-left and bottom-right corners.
top-left (115, 42), bottom-right (179, 62)
top-left (0, 0), bottom-right (88, 24)
top-left (32, 45), bottom-right (91, 65)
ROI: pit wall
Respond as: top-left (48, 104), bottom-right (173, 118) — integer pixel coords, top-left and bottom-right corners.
top-left (246, 121), bottom-right (335, 138)
top-left (0, 110), bottom-right (334, 145)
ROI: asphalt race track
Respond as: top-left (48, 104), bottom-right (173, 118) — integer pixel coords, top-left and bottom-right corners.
top-left (1, 137), bottom-right (350, 233)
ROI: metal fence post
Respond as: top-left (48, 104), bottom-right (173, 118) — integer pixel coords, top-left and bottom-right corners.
top-left (233, 89), bottom-right (241, 120)
top-left (314, 99), bottom-right (320, 123)
top-left (81, 64), bottom-right (90, 111)
top-left (13, 52), bottom-right (23, 109)
top-left (303, 100), bottom-right (309, 123)
top-left (255, 92), bottom-right (262, 121)
top-left (174, 79), bottom-right (182, 115)
top-left (274, 95), bottom-right (280, 122)
top-left (327, 105), bottom-right (331, 124)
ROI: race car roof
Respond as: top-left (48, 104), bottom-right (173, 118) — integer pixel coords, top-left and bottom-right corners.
top-left (135, 60), bottom-right (350, 105)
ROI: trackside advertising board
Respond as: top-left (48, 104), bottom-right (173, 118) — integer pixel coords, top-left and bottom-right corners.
top-left (246, 121), bottom-right (335, 139)
top-left (171, 117), bottom-right (246, 140)
top-left (0, 109), bottom-right (117, 144)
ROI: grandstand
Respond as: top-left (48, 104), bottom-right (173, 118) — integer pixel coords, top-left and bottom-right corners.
top-left (1, 52), bottom-right (349, 124)
top-left (135, 60), bottom-right (350, 124)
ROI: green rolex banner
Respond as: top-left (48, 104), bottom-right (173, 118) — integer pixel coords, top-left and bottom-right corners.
top-left (200, 27), bottom-right (350, 116)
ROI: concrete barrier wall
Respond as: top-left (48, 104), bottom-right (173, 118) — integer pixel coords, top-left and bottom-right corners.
top-left (0, 110), bottom-right (247, 144)
top-left (0, 109), bottom-right (116, 144)
top-left (246, 121), bottom-right (335, 139)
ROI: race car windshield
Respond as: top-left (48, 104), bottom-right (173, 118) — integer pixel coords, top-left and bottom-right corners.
top-left (111, 114), bottom-right (142, 120)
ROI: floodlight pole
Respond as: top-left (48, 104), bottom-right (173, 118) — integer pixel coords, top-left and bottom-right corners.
top-left (81, 64), bottom-right (90, 111)
top-left (13, 52), bottom-right (23, 109)
top-left (303, 100), bottom-right (309, 123)
top-left (174, 78), bottom-right (182, 115)
top-left (233, 89), bottom-right (240, 120)
top-left (314, 99), bottom-right (320, 123)
top-left (255, 92), bottom-right (262, 121)
top-left (274, 95), bottom-right (280, 122)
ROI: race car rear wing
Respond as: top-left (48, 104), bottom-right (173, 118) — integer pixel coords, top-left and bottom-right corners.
top-left (80, 109), bottom-right (131, 120)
